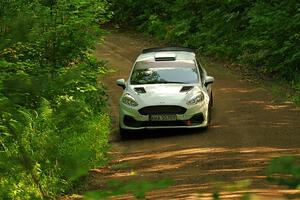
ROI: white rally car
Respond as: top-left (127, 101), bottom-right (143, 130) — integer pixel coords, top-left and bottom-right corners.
top-left (116, 47), bottom-right (214, 137)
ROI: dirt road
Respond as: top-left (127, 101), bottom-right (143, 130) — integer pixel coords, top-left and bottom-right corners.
top-left (92, 31), bottom-right (300, 199)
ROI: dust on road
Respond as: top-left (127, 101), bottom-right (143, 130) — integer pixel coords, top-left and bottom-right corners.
top-left (91, 31), bottom-right (300, 199)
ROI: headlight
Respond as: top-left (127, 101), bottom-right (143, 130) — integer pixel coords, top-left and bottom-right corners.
top-left (187, 92), bottom-right (204, 105)
top-left (122, 93), bottom-right (138, 107)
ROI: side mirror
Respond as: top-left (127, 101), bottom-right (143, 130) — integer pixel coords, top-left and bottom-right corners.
top-left (116, 79), bottom-right (126, 89)
top-left (204, 76), bottom-right (214, 86)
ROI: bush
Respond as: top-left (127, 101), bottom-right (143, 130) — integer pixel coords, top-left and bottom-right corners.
top-left (0, 57), bottom-right (110, 199)
top-left (0, 0), bottom-right (112, 199)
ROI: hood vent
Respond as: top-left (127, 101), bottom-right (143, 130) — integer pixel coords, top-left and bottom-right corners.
top-left (134, 87), bottom-right (146, 93)
top-left (180, 86), bottom-right (194, 93)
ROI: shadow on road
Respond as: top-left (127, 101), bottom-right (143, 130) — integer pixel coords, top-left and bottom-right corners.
top-left (118, 128), bottom-right (208, 141)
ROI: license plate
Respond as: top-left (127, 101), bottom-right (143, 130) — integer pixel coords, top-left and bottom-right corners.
top-left (150, 115), bottom-right (177, 121)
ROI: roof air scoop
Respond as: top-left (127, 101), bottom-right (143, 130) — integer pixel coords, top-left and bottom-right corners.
top-left (134, 87), bottom-right (146, 94)
top-left (180, 86), bottom-right (194, 93)
top-left (154, 52), bottom-right (176, 61)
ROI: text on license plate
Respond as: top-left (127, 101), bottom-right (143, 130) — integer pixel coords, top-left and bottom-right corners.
top-left (150, 115), bottom-right (177, 121)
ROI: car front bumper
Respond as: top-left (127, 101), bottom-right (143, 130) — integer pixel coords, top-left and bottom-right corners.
top-left (119, 102), bottom-right (209, 130)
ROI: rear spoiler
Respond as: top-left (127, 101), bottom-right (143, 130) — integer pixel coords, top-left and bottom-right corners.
top-left (142, 47), bottom-right (195, 54)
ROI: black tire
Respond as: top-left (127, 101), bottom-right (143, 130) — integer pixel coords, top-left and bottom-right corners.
top-left (207, 93), bottom-right (213, 125)
top-left (210, 91), bottom-right (213, 108)
top-left (119, 126), bottom-right (129, 139)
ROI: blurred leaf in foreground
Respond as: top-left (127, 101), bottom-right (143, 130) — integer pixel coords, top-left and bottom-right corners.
top-left (266, 156), bottom-right (300, 188)
top-left (83, 178), bottom-right (173, 200)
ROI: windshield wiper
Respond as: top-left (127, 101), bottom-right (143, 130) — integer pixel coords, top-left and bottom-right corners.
top-left (157, 81), bottom-right (188, 84)
top-left (131, 80), bottom-right (189, 84)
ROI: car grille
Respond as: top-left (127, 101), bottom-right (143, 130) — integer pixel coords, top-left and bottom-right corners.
top-left (123, 113), bottom-right (204, 128)
top-left (138, 106), bottom-right (187, 115)
top-left (143, 121), bottom-right (186, 127)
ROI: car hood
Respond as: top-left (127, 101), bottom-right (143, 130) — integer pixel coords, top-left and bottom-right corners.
top-left (126, 84), bottom-right (204, 106)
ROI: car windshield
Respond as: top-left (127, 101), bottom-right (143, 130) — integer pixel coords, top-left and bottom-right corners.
top-left (130, 61), bottom-right (199, 85)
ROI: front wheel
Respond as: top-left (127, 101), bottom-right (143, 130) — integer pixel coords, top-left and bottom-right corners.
top-left (209, 91), bottom-right (213, 108)
top-left (119, 126), bottom-right (129, 139)
top-left (207, 93), bottom-right (213, 125)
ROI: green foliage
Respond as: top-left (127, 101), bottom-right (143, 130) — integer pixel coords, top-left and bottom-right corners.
top-left (1, 0), bottom-right (112, 67)
top-left (292, 80), bottom-right (300, 104)
top-left (0, 0), bottom-right (111, 199)
top-left (0, 57), bottom-right (111, 199)
top-left (83, 179), bottom-right (173, 200)
top-left (266, 156), bottom-right (300, 188)
top-left (210, 180), bottom-right (252, 200)
top-left (110, 0), bottom-right (300, 94)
